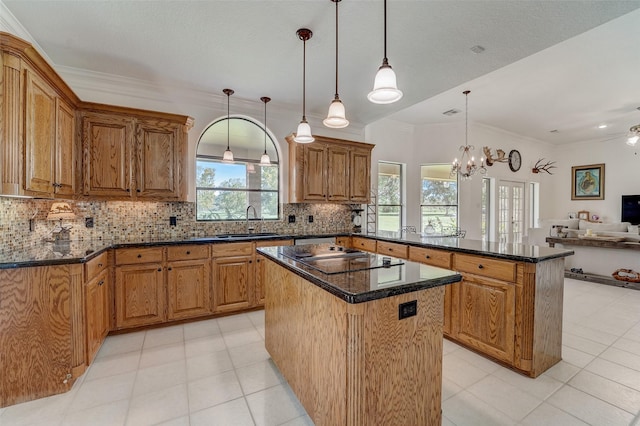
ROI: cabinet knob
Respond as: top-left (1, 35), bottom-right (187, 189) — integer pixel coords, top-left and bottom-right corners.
top-left (388, 248), bottom-right (392, 251)
top-left (425, 255), bottom-right (431, 259)
top-left (98, 263), bottom-right (103, 267)
top-left (98, 280), bottom-right (104, 286)
top-left (256, 259), bottom-right (260, 263)
top-left (186, 251), bottom-right (191, 255)
top-left (136, 189), bottom-right (141, 193)
top-left (137, 254), bottom-right (142, 258)
top-left (157, 268), bottom-right (162, 272)
top-left (168, 267), bottom-right (172, 271)
top-left (478, 264), bottom-right (484, 269)
top-left (126, 188), bottom-right (130, 192)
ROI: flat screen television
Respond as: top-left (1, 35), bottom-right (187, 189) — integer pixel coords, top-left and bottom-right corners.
top-left (622, 195), bottom-right (640, 225)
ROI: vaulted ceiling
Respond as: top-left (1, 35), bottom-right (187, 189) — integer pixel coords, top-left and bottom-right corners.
top-left (4, 0), bottom-right (640, 145)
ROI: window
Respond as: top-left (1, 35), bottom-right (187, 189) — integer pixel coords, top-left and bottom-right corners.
top-left (377, 162), bottom-right (403, 233)
top-left (420, 165), bottom-right (458, 234)
top-left (196, 117), bottom-right (279, 221)
top-left (482, 177), bottom-right (491, 241)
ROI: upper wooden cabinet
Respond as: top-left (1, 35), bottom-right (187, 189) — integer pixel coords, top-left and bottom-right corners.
top-left (286, 134), bottom-right (374, 204)
top-left (81, 109), bottom-right (189, 201)
top-left (0, 32), bottom-right (193, 201)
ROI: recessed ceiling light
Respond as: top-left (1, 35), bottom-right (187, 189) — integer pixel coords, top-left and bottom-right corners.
top-left (598, 124), bottom-right (607, 129)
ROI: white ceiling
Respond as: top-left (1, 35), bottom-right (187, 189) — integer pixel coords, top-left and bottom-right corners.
top-left (4, 0), bottom-right (640, 145)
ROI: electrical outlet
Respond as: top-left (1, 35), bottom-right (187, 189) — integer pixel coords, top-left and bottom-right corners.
top-left (170, 216), bottom-right (177, 226)
top-left (399, 300), bottom-right (417, 320)
top-left (85, 217), bottom-right (94, 228)
top-left (308, 215), bottom-right (314, 223)
top-left (288, 215), bottom-right (296, 223)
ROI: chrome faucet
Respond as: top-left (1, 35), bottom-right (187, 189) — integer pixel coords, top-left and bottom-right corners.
top-left (246, 205), bottom-right (257, 234)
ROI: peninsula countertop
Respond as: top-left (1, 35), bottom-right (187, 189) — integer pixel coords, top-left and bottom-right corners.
top-left (257, 244), bottom-right (462, 304)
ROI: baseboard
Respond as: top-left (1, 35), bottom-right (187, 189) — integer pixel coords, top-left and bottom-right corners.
top-left (564, 270), bottom-right (640, 291)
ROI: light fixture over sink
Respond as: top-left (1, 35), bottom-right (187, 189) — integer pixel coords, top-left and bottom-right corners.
top-left (222, 88), bottom-right (235, 162)
top-left (294, 28), bottom-right (314, 143)
top-left (368, 0), bottom-right (403, 104)
top-left (323, 0), bottom-right (349, 128)
top-left (260, 96), bottom-right (271, 165)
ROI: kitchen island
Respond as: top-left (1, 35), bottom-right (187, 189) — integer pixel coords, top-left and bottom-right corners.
top-left (258, 244), bottom-right (462, 426)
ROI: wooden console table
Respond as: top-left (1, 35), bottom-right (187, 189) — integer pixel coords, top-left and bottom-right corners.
top-left (546, 237), bottom-right (640, 251)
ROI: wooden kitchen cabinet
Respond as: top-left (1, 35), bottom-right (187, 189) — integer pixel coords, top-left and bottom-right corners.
top-left (85, 268), bottom-right (109, 364)
top-left (212, 255), bottom-right (253, 313)
top-left (167, 245), bottom-right (211, 320)
top-left (23, 68), bottom-right (76, 197)
top-left (255, 239), bottom-right (294, 307)
top-left (287, 134), bottom-right (374, 203)
top-left (114, 247), bottom-right (166, 329)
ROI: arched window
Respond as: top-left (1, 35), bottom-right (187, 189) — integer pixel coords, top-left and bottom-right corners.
top-left (196, 117), bottom-right (280, 221)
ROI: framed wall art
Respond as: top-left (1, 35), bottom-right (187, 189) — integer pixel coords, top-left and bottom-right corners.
top-left (571, 163), bottom-right (605, 200)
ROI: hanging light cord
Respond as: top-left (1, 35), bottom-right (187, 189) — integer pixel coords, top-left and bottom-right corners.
top-left (302, 35), bottom-right (307, 121)
top-left (465, 91), bottom-right (468, 146)
top-left (264, 100), bottom-right (268, 153)
top-left (226, 93), bottom-right (230, 150)
top-left (334, 0), bottom-right (339, 98)
top-left (383, 0), bottom-right (388, 65)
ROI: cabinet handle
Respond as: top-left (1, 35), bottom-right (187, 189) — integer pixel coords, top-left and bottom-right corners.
top-left (478, 264), bottom-right (484, 269)
top-left (157, 268), bottom-right (162, 272)
top-left (388, 248), bottom-right (392, 251)
top-left (98, 280), bottom-right (104, 286)
top-left (249, 260), bottom-right (252, 264)
top-left (137, 254), bottom-right (142, 258)
top-left (186, 251), bottom-right (191, 255)
top-left (425, 255), bottom-right (431, 259)
top-left (256, 259), bottom-right (260, 263)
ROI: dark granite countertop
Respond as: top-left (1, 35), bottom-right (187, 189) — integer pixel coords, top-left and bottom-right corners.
top-left (257, 244), bottom-right (462, 304)
top-left (0, 230), bottom-right (572, 270)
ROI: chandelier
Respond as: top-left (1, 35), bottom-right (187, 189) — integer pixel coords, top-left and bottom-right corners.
top-left (627, 124), bottom-right (640, 147)
top-left (451, 90), bottom-right (486, 180)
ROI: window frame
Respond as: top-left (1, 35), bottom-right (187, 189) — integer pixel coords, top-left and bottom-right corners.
top-left (419, 164), bottom-right (459, 235)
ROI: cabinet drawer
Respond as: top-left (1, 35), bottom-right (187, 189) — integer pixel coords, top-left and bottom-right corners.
top-left (454, 254), bottom-right (516, 282)
top-left (211, 242), bottom-right (253, 257)
top-left (408, 246), bottom-right (452, 269)
top-left (167, 244), bottom-right (209, 261)
top-left (376, 241), bottom-right (409, 259)
top-left (335, 236), bottom-right (351, 248)
top-left (255, 239), bottom-right (294, 248)
top-left (115, 247), bottom-right (164, 265)
top-left (85, 251), bottom-right (109, 280)
top-left (352, 237), bottom-right (377, 252)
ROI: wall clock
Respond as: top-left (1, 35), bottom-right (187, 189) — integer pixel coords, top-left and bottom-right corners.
top-left (508, 149), bottom-right (521, 172)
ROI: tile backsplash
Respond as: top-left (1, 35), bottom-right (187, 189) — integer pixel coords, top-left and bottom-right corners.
top-left (0, 198), bottom-right (356, 252)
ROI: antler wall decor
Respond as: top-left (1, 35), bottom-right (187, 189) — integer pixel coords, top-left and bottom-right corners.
top-left (532, 158), bottom-right (556, 174)
top-left (482, 146), bottom-right (508, 166)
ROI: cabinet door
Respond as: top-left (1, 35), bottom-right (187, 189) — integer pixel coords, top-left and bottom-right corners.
top-left (327, 146), bottom-right (349, 201)
top-left (85, 269), bottom-right (109, 364)
top-left (302, 144), bottom-right (327, 201)
top-left (212, 255), bottom-right (253, 313)
top-left (453, 273), bottom-right (515, 363)
top-left (24, 69), bottom-right (56, 195)
top-left (167, 259), bottom-right (211, 320)
top-left (115, 263), bottom-right (165, 329)
top-left (55, 98), bottom-right (76, 197)
top-left (135, 120), bottom-right (182, 199)
top-left (83, 113), bottom-right (134, 198)
top-left (350, 148), bottom-right (371, 202)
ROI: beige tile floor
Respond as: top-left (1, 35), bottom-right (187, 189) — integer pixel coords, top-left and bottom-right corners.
top-left (1, 278), bottom-right (640, 426)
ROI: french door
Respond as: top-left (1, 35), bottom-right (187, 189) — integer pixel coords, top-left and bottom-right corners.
top-left (497, 180), bottom-right (525, 244)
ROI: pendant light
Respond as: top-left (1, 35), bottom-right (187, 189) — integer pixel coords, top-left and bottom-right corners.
top-left (260, 96), bottom-right (271, 165)
top-left (294, 28), bottom-right (314, 143)
top-left (323, 0), bottom-right (349, 128)
top-left (368, 0), bottom-right (403, 104)
top-left (222, 88), bottom-right (234, 162)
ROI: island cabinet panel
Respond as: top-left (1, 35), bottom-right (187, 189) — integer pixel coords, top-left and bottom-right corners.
top-left (254, 239), bottom-right (293, 307)
top-left (264, 259), bottom-right (445, 426)
top-left (0, 264), bottom-right (84, 408)
top-left (212, 255), bottom-right (253, 313)
top-left (453, 273), bottom-right (515, 364)
top-left (115, 263), bottom-right (166, 329)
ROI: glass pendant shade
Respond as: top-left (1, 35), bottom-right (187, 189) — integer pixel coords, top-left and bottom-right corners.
top-left (323, 98), bottom-right (349, 128)
top-left (295, 119), bottom-right (314, 143)
top-left (260, 152), bottom-right (271, 165)
top-left (222, 148), bottom-right (234, 162)
top-left (368, 63), bottom-right (403, 104)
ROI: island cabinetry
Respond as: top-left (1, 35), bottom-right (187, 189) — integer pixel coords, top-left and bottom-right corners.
top-left (254, 239), bottom-right (294, 306)
top-left (212, 243), bottom-right (254, 313)
top-left (376, 240), bottom-right (409, 259)
top-left (409, 246), bottom-right (454, 334)
top-left (114, 247), bottom-right (166, 329)
top-left (81, 109), bottom-right (190, 201)
top-left (0, 263), bottom-right (84, 407)
top-left (287, 134), bottom-right (374, 203)
top-left (166, 245), bottom-right (211, 320)
top-left (84, 251), bottom-right (110, 364)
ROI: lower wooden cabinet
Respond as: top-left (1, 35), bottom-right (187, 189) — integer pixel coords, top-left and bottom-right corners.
top-left (85, 268), bottom-right (110, 364)
top-left (212, 255), bottom-right (253, 313)
top-left (255, 254), bottom-right (267, 306)
top-left (167, 259), bottom-right (211, 320)
top-left (115, 262), bottom-right (166, 329)
top-left (452, 272), bottom-right (515, 364)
